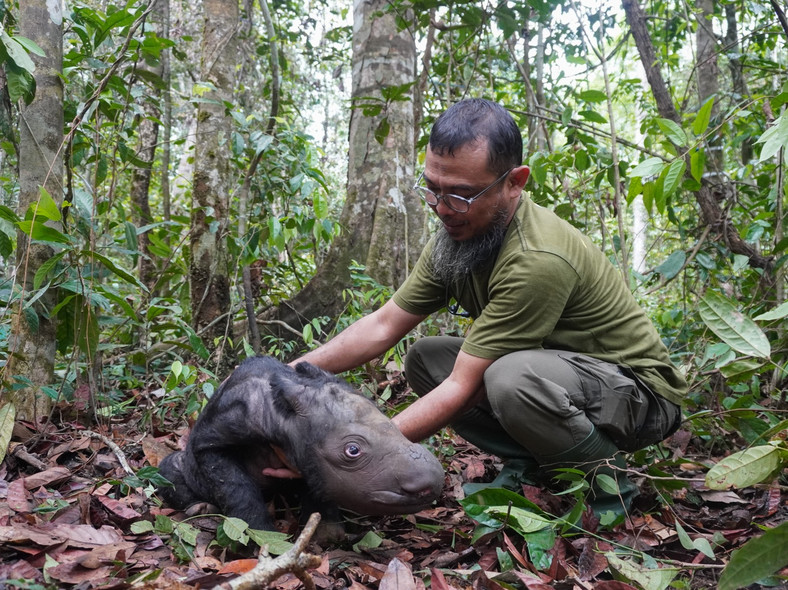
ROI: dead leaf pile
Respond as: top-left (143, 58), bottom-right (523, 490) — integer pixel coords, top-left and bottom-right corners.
top-left (1, 415), bottom-right (786, 589)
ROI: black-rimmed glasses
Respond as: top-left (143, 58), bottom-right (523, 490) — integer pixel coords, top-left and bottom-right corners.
top-left (414, 168), bottom-right (513, 213)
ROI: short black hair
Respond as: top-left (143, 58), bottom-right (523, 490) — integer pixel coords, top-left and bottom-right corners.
top-left (429, 99), bottom-right (523, 176)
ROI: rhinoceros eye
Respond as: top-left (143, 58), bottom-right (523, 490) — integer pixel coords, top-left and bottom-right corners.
top-left (344, 443), bottom-right (362, 458)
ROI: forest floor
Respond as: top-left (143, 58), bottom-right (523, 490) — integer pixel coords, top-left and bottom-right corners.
top-left (1, 377), bottom-right (786, 590)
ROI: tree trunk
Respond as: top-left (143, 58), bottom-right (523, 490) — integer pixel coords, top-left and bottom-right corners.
top-left (259, 0), bottom-right (423, 344)
top-left (130, 96), bottom-right (161, 294)
top-left (190, 0), bottom-right (238, 376)
top-left (356, 0), bottom-right (422, 286)
top-left (696, 0), bottom-right (723, 175)
top-left (7, 0), bottom-right (64, 422)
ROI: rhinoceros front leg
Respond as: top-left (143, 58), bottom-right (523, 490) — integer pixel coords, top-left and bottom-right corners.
top-left (196, 448), bottom-right (275, 531)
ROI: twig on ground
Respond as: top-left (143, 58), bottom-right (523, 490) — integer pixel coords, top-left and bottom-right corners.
top-left (82, 430), bottom-right (135, 476)
top-left (9, 443), bottom-right (47, 471)
top-left (215, 512), bottom-right (323, 590)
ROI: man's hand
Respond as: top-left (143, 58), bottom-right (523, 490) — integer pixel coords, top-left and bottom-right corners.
top-left (392, 350), bottom-right (493, 442)
top-left (263, 444), bottom-right (302, 479)
top-left (262, 466), bottom-right (302, 479)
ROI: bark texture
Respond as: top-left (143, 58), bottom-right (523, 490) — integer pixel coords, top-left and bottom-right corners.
top-left (7, 0), bottom-right (64, 421)
top-left (259, 0), bottom-right (423, 342)
top-left (190, 0), bottom-right (238, 375)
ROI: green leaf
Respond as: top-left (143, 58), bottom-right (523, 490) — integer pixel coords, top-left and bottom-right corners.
top-left (693, 97), bottom-right (715, 136)
top-left (675, 522), bottom-right (715, 559)
top-left (654, 250), bottom-right (686, 280)
top-left (578, 89), bottom-right (607, 103)
top-left (656, 118), bottom-right (687, 146)
top-left (220, 517), bottom-right (249, 542)
top-left (460, 487), bottom-right (547, 530)
top-left (353, 530), bottom-right (384, 553)
top-left (0, 402), bottom-right (15, 464)
top-left (578, 109), bottom-right (607, 124)
top-left (33, 251), bottom-right (66, 290)
top-left (488, 506), bottom-right (552, 534)
top-left (1, 31), bottom-right (36, 72)
top-left (690, 147), bottom-right (706, 182)
top-left (30, 187), bottom-right (62, 222)
top-left (313, 192), bottom-right (328, 219)
top-left (661, 159), bottom-right (685, 200)
top-left (246, 528), bottom-right (293, 555)
top-left (0, 205), bottom-right (20, 224)
top-left (130, 520), bottom-right (154, 534)
top-left (529, 152), bottom-right (547, 185)
top-left (606, 553), bottom-right (679, 590)
top-left (87, 251), bottom-right (149, 292)
top-left (629, 157), bottom-right (664, 178)
top-left (6, 66), bottom-right (36, 104)
top-left (754, 301), bottom-right (788, 321)
top-left (719, 522), bottom-right (788, 590)
top-left (594, 473), bottom-right (619, 495)
top-left (757, 113), bottom-right (788, 161)
top-left (12, 36), bottom-right (46, 57)
top-left (705, 445), bottom-right (783, 489)
top-left (574, 149), bottom-right (589, 171)
top-left (374, 116), bottom-right (390, 145)
top-left (174, 521), bottom-right (200, 546)
top-left (17, 220), bottom-right (71, 244)
top-left (698, 291), bottom-right (770, 358)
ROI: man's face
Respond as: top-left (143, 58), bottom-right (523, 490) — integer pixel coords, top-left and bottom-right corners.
top-left (422, 141), bottom-right (525, 242)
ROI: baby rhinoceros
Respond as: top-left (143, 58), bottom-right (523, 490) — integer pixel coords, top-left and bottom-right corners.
top-left (157, 356), bottom-right (444, 532)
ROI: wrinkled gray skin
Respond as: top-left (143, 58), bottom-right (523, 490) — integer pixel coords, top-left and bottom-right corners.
top-left (158, 356), bottom-right (444, 532)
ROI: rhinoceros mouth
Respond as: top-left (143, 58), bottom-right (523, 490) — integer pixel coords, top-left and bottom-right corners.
top-left (341, 489), bottom-right (440, 515)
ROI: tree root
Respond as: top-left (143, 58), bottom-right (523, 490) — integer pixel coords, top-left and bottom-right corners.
top-left (215, 512), bottom-right (323, 590)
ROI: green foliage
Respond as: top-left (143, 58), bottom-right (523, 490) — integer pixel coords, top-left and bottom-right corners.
top-left (0, 400), bottom-right (14, 463)
top-left (132, 513), bottom-right (292, 563)
top-left (718, 522), bottom-right (788, 590)
top-left (705, 442), bottom-right (787, 490)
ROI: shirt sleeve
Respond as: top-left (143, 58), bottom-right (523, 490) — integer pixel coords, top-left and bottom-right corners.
top-left (461, 250), bottom-right (580, 359)
top-left (391, 238), bottom-right (447, 316)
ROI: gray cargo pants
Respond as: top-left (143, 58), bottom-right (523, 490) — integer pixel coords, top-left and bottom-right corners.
top-left (403, 336), bottom-right (681, 462)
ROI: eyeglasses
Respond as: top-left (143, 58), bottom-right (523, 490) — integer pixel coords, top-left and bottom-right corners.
top-left (413, 168), bottom-right (513, 213)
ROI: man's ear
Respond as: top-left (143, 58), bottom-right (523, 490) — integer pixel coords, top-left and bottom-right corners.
top-left (511, 165), bottom-right (530, 189)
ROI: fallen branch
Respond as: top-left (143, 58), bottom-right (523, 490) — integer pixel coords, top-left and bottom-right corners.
top-left (215, 512), bottom-right (323, 590)
top-left (82, 430), bottom-right (134, 476)
top-left (9, 443), bottom-right (47, 471)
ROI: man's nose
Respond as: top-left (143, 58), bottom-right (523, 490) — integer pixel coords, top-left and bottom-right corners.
top-left (433, 197), bottom-right (453, 217)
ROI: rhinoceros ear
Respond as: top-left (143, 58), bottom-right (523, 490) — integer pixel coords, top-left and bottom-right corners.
top-left (293, 361), bottom-right (326, 380)
top-left (271, 373), bottom-right (309, 417)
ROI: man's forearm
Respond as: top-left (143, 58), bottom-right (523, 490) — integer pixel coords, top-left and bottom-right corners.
top-left (293, 301), bottom-right (425, 373)
top-left (295, 317), bottom-right (390, 372)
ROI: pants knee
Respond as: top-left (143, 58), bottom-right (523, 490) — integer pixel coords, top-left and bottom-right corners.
top-left (404, 336), bottom-right (462, 397)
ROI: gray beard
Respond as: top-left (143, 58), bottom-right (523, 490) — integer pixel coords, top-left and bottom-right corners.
top-left (431, 210), bottom-right (509, 285)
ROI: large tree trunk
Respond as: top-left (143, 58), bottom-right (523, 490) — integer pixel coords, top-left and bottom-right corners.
top-left (7, 0), bottom-right (64, 422)
top-left (190, 0), bottom-right (238, 376)
top-left (259, 0), bottom-right (423, 345)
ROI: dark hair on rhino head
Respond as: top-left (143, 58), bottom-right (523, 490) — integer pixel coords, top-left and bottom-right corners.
top-left (429, 98), bottom-right (523, 177)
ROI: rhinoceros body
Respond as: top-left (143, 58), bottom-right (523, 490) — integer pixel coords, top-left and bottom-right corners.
top-left (158, 356), bottom-right (444, 530)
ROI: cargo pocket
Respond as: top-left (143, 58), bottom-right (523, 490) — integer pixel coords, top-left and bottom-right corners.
top-left (619, 366), bottom-right (682, 451)
top-left (558, 354), bottom-right (649, 451)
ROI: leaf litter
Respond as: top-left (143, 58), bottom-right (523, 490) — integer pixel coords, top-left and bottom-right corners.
top-left (0, 386), bottom-right (786, 590)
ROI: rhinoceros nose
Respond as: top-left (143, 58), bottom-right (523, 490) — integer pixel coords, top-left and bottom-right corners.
top-left (399, 449), bottom-right (443, 497)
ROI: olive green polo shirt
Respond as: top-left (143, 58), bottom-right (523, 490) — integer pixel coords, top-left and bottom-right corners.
top-left (392, 196), bottom-right (688, 406)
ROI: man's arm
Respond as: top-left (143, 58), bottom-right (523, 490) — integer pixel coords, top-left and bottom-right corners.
top-left (392, 349), bottom-right (495, 442)
top-left (294, 299), bottom-right (427, 373)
